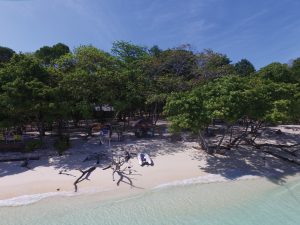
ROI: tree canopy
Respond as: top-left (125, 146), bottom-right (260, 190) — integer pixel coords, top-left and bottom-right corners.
top-left (234, 59), bottom-right (255, 76)
top-left (0, 46), bottom-right (15, 65)
top-left (0, 41), bottom-right (299, 138)
top-left (165, 75), bottom-right (300, 133)
top-left (35, 43), bottom-right (70, 65)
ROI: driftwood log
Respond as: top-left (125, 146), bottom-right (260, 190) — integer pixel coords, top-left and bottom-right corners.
top-left (73, 166), bottom-right (96, 192)
top-left (102, 152), bottom-right (133, 186)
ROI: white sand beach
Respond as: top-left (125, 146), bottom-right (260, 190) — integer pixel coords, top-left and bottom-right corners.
top-left (0, 138), bottom-right (207, 201)
top-left (0, 125), bottom-right (300, 205)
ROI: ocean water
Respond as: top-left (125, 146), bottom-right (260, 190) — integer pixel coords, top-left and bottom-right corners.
top-left (1, 176), bottom-right (300, 225)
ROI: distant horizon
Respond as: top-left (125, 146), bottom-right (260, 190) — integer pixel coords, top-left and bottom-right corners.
top-left (1, 0), bottom-right (300, 69)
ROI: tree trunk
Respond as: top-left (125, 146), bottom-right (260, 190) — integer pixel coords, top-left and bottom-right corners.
top-left (198, 130), bottom-right (211, 153)
top-left (37, 112), bottom-right (45, 141)
top-left (38, 121), bottom-right (45, 138)
top-left (85, 119), bottom-right (92, 137)
top-left (57, 119), bottom-right (64, 137)
top-left (153, 102), bottom-right (158, 125)
top-left (216, 126), bottom-right (228, 150)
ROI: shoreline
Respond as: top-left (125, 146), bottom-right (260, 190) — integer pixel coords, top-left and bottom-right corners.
top-left (0, 138), bottom-right (209, 203)
top-left (2, 173), bottom-right (300, 225)
top-left (0, 173), bottom-right (261, 207)
top-left (1, 130), bottom-right (300, 207)
top-left (1, 172), bottom-right (300, 207)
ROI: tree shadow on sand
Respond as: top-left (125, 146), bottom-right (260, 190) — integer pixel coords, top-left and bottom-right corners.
top-left (114, 135), bottom-right (189, 157)
top-left (0, 131), bottom-right (192, 179)
top-left (196, 145), bottom-right (300, 185)
top-left (115, 170), bottom-right (144, 189)
top-left (0, 135), bottom-right (111, 178)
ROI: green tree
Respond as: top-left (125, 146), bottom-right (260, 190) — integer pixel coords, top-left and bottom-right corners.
top-left (291, 58), bottom-right (300, 82)
top-left (54, 45), bottom-right (120, 128)
top-left (0, 54), bottom-right (55, 136)
top-left (35, 43), bottom-right (70, 65)
top-left (258, 62), bottom-right (295, 83)
top-left (111, 41), bottom-right (149, 115)
top-left (148, 45), bottom-right (162, 57)
top-left (0, 46), bottom-right (15, 65)
top-left (143, 47), bottom-right (200, 122)
top-left (234, 59), bottom-right (255, 76)
top-left (164, 75), bottom-right (300, 133)
top-left (112, 41), bottom-right (148, 64)
top-left (196, 49), bottom-right (235, 80)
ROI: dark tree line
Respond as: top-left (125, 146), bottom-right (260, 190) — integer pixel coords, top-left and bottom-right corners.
top-left (0, 42), bottom-right (299, 141)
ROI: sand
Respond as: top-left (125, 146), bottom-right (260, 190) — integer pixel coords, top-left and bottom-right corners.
top-left (0, 136), bottom-right (208, 201)
top-left (0, 125), bottom-right (299, 204)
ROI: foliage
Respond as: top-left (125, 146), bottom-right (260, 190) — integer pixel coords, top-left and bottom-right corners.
top-left (0, 46), bottom-right (15, 64)
top-left (0, 41), bottom-right (299, 138)
top-left (234, 59), bottom-right (255, 76)
top-left (54, 135), bottom-right (70, 155)
top-left (0, 54), bottom-right (55, 131)
top-left (25, 139), bottom-right (44, 152)
top-left (165, 75), bottom-right (300, 133)
top-left (258, 62), bottom-right (295, 83)
top-left (196, 49), bottom-right (235, 80)
top-left (35, 43), bottom-right (70, 65)
top-left (111, 41), bottom-right (148, 64)
top-left (291, 58), bottom-right (300, 82)
top-left (164, 91), bottom-right (209, 133)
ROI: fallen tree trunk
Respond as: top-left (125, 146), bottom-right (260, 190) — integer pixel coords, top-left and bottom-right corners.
top-left (235, 136), bottom-right (300, 165)
top-left (198, 130), bottom-right (211, 153)
top-left (263, 150), bottom-right (300, 166)
top-left (256, 143), bottom-right (300, 149)
top-left (74, 166), bottom-right (96, 192)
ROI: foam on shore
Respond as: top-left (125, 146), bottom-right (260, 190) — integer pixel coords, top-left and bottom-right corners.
top-left (154, 174), bottom-right (260, 189)
top-left (0, 174), bottom-right (260, 207)
top-left (1, 175), bottom-right (300, 225)
top-left (0, 192), bottom-right (76, 207)
top-left (0, 187), bottom-right (114, 207)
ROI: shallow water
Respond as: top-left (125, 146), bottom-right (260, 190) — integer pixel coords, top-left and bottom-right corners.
top-left (1, 176), bottom-right (300, 225)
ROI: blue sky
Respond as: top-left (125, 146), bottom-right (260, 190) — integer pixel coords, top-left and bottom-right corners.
top-left (0, 0), bottom-right (300, 68)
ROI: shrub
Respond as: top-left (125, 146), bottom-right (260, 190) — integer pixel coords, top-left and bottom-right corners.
top-left (54, 135), bottom-right (70, 155)
top-left (25, 140), bottom-right (43, 152)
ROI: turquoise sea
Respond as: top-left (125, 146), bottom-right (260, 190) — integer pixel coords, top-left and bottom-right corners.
top-left (1, 176), bottom-right (300, 225)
